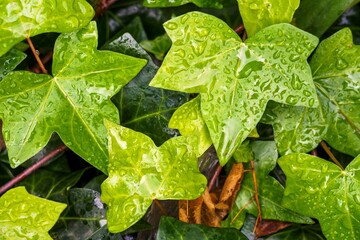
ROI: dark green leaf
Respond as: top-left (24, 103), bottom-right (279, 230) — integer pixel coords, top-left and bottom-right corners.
top-left (143, 0), bottom-right (223, 8)
top-left (0, 49), bottom-right (26, 80)
top-left (140, 33), bottom-right (172, 60)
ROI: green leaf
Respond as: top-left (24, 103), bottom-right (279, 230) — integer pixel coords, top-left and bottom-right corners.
top-left (237, 0), bottom-right (300, 36)
top-left (266, 225), bottom-right (326, 240)
top-left (140, 33), bottom-right (172, 60)
top-left (294, 0), bottom-right (360, 37)
top-left (0, 22), bottom-right (147, 173)
top-left (101, 120), bottom-right (207, 233)
top-left (0, 49), bottom-right (26, 80)
top-left (233, 140), bottom-right (253, 163)
top-left (150, 12), bottom-right (319, 165)
top-left (0, 186), bottom-right (66, 239)
top-left (278, 153), bottom-right (360, 239)
top-left (169, 95), bottom-right (212, 156)
top-left (143, 0), bottom-right (223, 8)
top-left (0, 0), bottom-right (94, 56)
top-left (105, 33), bottom-right (189, 146)
top-left (263, 28), bottom-right (360, 156)
top-left (222, 141), bottom-right (313, 229)
top-left (157, 216), bottom-right (247, 240)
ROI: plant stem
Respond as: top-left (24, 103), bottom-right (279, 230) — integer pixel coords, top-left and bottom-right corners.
top-left (208, 163), bottom-right (222, 191)
top-left (250, 160), bottom-right (262, 234)
top-left (26, 37), bottom-right (48, 74)
top-left (154, 199), bottom-right (167, 215)
top-left (0, 144), bottom-right (68, 195)
top-left (234, 24), bottom-right (245, 34)
top-left (320, 141), bottom-right (344, 170)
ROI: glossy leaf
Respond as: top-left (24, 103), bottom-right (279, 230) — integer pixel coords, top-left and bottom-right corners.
top-left (279, 153), bottom-right (360, 239)
top-left (140, 33), bottom-right (172, 60)
top-left (266, 225), bottom-right (326, 240)
top-left (263, 28), bottom-right (360, 156)
top-left (150, 12), bottom-right (319, 165)
top-left (223, 141), bottom-right (313, 229)
top-left (0, 186), bottom-right (66, 239)
top-left (295, 0), bottom-right (360, 37)
top-left (101, 120), bottom-right (207, 233)
top-left (0, 22), bottom-right (147, 172)
top-left (237, 0), bottom-right (300, 36)
top-left (143, 0), bottom-right (223, 8)
top-left (0, 0), bottom-right (94, 56)
top-left (157, 216), bottom-right (247, 240)
top-left (0, 49), bottom-right (26, 80)
top-left (106, 33), bottom-right (188, 146)
top-left (169, 95), bottom-right (212, 156)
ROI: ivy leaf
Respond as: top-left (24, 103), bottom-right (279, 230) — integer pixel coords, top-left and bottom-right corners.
top-left (279, 153), bottom-right (360, 239)
top-left (169, 95), bottom-right (212, 156)
top-left (0, 186), bottom-right (66, 239)
top-left (143, 0), bottom-right (223, 8)
top-left (0, 0), bottom-right (94, 56)
top-left (157, 216), bottom-right (247, 240)
top-left (150, 12), bottom-right (319, 165)
top-left (222, 141), bottom-right (313, 229)
top-left (237, 0), bottom-right (300, 36)
top-left (101, 120), bottom-right (207, 233)
top-left (140, 33), bottom-right (172, 60)
top-left (263, 28), bottom-right (360, 156)
top-left (0, 49), bottom-right (26, 80)
top-left (105, 33), bottom-right (189, 146)
top-left (0, 22), bottom-right (147, 173)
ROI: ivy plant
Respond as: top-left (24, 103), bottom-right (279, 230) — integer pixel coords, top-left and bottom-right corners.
top-left (0, 0), bottom-right (359, 239)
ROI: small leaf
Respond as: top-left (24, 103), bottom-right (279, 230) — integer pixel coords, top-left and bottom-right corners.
top-left (143, 0), bottom-right (223, 8)
top-left (0, 49), bottom-right (26, 81)
top-left (237, 0), bottom-right (300, 36)
top-left (266, 224), bottom-right (326, 240)
top-left (140, 33), bottom-right (172, 60)
top-left (150, 12), bottom-right (318, 165)
top-left (101, 120), bottom-right (207, 233)
top-left (0, 186), bottom-right (66, 239)
top-left (263, 28), bottom-right (360, 156)
top-left (156, 216), bottom-right (248, 240)
top-left (169, 95), bottom-right (212, 156)
top-left (0, 0), bottom-right (94, 56)
top-left (0, 22), bottom-right (147, 173)
top-left (279, 153), bottom-right (360, 239)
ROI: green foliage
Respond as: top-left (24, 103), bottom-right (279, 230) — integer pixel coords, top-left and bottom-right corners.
top-left (0, 49), bottom-right (26, 80)
top-left (0, 22), bottom-right (147, 173)
top-left (263, 28), bottom-right (360, 156)
top-left (0, 0), bottom-right (94, 56)
top-left (157, 216), bottom-right (248, 240)
top-left (140, 33), bottom-right (172, 60)
top-left (101, 120), bottom-right (207, 233)
top-left (279, 153), bottom-right (360, 239)
top-left (150, 11), bottom-right (318, 165)
top-left (237, 0), bottom-right (300, 36)
top-left (0, 186), bottom-right (66, 239)
top-left (143, 0), bottom-right (223, 8)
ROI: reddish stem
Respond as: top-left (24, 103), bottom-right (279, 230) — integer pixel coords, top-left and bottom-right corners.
top-left (26, 37), bottom-right (47, 74)
top-left (234, 24), bottom-right (245, 35)
top-left (0, 144), bottom-right (68, 195)
top-left (208, 164), bottom-right (222, 191)
top-left (30, 50), bottom-right (53, 74)
top-left (96, 0), bottom-right (118, 16)
top-left (320, 141), bottom-right (344, 170)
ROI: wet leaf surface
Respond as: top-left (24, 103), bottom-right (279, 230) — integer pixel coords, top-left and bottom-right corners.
top-left (0, 186), bottom-right (66, 239)
top-left (156, 216), bottom-right (247, 240)
top-left (0, 22), bottom-right (147, 172)
top-left (101, 120), bottom-right (207, 233)
top-left (0, 0), bottom-right (94, 56)
top-left (263, 28), bottom-right (360, 156)
top-left (150, 12), bottom-right (319, 165)
top-left (0, 49), bottom-right (26, 80)
top-left (279, 153), bottom-right (360, 239)
top-left (143, 0), bottom-right (223, 8)
top-left (237, 0), bottom-right (300, 36)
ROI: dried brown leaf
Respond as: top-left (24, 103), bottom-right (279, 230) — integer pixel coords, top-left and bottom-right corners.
top-left (255, 220), bottom-right (292, 237)
top-left (219, 163), bottom-right (244, 202)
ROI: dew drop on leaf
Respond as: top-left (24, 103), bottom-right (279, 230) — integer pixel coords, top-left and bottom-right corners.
top-left (335, 58), bottom-right (349, 70)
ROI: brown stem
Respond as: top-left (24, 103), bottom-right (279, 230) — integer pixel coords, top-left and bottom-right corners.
top-left (242, 30), bottom-right (248, 42)
top-left (0, 144), bottom-right (68, 195)
top-left (230, 196), bottom-right (255, 224)
top-left (30, 50), bottom-right (53, 74)
top-left (154, 199), bottom-right (167, 215)
top-left (234, 24), bottom-right (245, 35)
top-left (320, 141), bottom-right (344, 170)
top-left (208, 163), bottom-right (222, 191)
top-left (250, 160), bottom-right (262, 234)
top-left (26, 37), bottom-right (47, 74)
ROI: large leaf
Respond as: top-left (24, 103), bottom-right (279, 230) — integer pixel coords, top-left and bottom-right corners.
top-left (222, 141), bottom-right (313, 229)
top-left (101, 120), bottom-right (207, 233)
top-left (0, 22), bottom-right (147, 173)
top-left (169, 95), bottom-right (212, 155)
top-left (262, 28), bottom-right (360, 156)
top-left (279, 153), bottom-right (360, 239)
top-left (143, 0), bottom-right (223, 8)
top-left (0, 0), bottom-right (94, 56)
top-left (150, 12), bottom-right (318, 165)
top-left (105, 33), bottom-right (188, 146)
top-left (237, 0), bottom-right (300, 36)
top-left (157, 216), bottom-right (247, 240)
top-left (0, 49), bottom-right (26, 80)
top-left (294, 0), bottom-right (360, 37)
top-left (0, 186), bottom-right (66, 239)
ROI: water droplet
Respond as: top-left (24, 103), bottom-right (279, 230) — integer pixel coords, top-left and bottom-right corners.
top-left (291, 75), bottom-right (303, 90)
top-left (303, 90), bottom-right (311, 96)
top-left (165, 22), bottom-right (178, 30)
top-left (273, 51), bottom-right (281, 59)
top-left (286, 95), bottom-right (299, 105)
top-left (335, 58), bottom-right (348, 70)
top-left (249, 3), bottom-right (259, 9)
top-left (309, 98), bottom-right (315, 107)
top-left (289, 54), bottom-right (300, 62)
top-left (196, 27), bottom-right (210, 37)
top-left (175, 49), bottom-right (185, 58)
top-left (180, 15), bottom-right (189, 23)
top-left (19, 92), bottom-right (29, 99)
